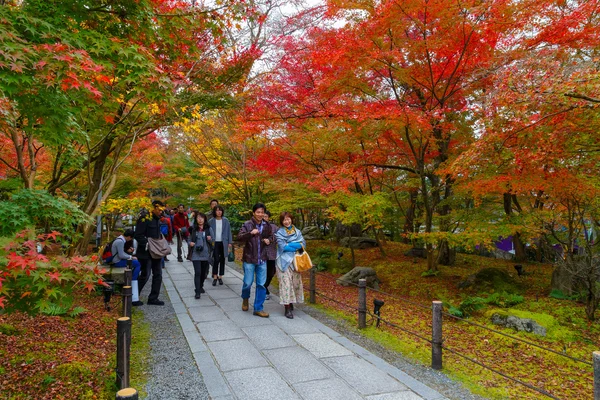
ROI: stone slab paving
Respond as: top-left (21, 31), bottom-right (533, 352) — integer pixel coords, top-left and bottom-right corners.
top-left (161, 258), bottom-right (448, 400)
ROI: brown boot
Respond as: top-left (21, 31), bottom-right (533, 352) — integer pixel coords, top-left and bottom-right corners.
top-left (284, 305), bottom-right (293, 319)
top-left (253, 310), bottom-right (270, 318)
top-left (242, 298), bottom-right (249, 311)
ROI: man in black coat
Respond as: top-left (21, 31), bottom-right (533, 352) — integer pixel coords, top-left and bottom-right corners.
top-left (134, 200), bottom-right (166, 305)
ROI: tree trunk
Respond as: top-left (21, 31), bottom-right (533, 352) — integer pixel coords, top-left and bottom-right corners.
top-left (403, 188), bottom-right (418, 243)
top-left (348, 231), bottom-right (356, 268)
top-left (513, 232), bottom-right (527, 262)
top-left (372, 227), bottom-right (386, 256)
top-left (437, 239), bottom-right (455, 266)
top-left (426, 243), bottom-right (437, 271)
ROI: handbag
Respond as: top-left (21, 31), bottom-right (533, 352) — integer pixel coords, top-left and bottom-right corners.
top-left (148, 234), bottom-right (172, 259)
top-left (293, 250), bottom-right (312, 272)
top-left (228, 245), bottom-right (235, 262)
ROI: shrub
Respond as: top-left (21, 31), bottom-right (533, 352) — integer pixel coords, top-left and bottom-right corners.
top-left (0, 230), bottom-right (106, 315)
top-left (0, 189), bottom-right (91, 237)
top-left (448, 292), bottom-right (525, 317)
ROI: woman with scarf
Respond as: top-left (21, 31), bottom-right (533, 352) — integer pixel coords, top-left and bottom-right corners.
top-left (275, 211), bottom-right (305, 319)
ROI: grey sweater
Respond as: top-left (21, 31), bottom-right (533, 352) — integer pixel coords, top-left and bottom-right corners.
top-left (110, 236), bottom-right (137, 264)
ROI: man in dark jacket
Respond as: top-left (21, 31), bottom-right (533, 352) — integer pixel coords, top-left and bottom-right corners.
top-left (134, 200), bottom-right (166, 305)
top-left (263, 210), bottom-right (278, 300)
top-left (237, 203), bottom-right (273, 317)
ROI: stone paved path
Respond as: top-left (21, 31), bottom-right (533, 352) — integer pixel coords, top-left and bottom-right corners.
top-left (161, 259), bottom-right (448, 400)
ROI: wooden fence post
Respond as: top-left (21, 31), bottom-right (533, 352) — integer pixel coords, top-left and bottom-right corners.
top-left (432, 301), bottom-right (443, 370)
top-left (358, 279), bottom-right (367, 329)
top-left (122, 285), bottom-right (132, 319)
top-left (309, 267), bottom-right (316, 304)
top-left (594, 351), bottom-right (600, 400)
top-left (116, 317), bottom-right (131, 389)
top-left (124, 268), bottom-right (132, 287)
top-left (116, 388), bottom-right (138, 400)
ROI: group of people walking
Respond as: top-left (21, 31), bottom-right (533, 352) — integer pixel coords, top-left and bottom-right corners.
top-left (111, 200), bottom-right (306, 319)
top-left (238, 203), bottom-right (305, 319)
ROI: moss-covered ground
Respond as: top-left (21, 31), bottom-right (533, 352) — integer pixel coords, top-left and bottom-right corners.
top-left (0, 292), bottom-right (151, 400)
top-left (306, 240), bottom-right (599, 400)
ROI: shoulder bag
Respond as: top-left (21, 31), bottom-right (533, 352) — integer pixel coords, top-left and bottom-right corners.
top-left (293, 249), bottom-right (312, 272)
top-left (148, 234), bottom-right (172, 259)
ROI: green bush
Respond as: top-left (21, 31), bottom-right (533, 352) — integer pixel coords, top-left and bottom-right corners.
top-left (449, 292), bottom-right (525, 317)
top-left (549, 289), bottom-right (580, 301)
top-left (0, 189), bottom-right (90, 237)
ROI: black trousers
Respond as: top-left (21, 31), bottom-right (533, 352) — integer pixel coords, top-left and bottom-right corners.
top-left (176, 231), bottom-right (184, 259)
top-left (212, 242), bottom-right (225, 277)
top-left (192, 260), bottom-right (210, 295)
top-left (265, 259), bottom-right (276, 295)
top-left (138, 257), bottom-right (162, 301)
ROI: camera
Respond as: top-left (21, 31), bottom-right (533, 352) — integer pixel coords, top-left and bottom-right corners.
top-left (195, 245), bottom-right (204, 252)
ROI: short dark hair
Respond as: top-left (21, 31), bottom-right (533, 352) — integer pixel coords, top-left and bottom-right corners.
top-left (213, 205), bottom-right (225, 216)
top-left (265, 210), bottom-right (271, 217)
top-left (178, 203), bottom-right (185, 208)
top-left (252, 202), bottom-right (266, 213)
top-left (123, 229), bottom-right (135, 238)
top-left (279, 211), bottom-right (294, 226)
top-left (210, 199), bottom-right (219, 205)
top-left (152, 200), bottom-right (164, 207)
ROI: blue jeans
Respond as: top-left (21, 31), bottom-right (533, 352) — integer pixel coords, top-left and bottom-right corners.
top-left (113, 259), bottom-right (141, 280)
top-left (242, 262), bottom-right (267, 312)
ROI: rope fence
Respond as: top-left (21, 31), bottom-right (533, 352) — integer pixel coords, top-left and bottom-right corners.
top-left (308, 267), bottom-right (600, 400)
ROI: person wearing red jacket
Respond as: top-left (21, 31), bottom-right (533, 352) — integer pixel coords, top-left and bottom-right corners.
top-left (173, 204), bottom-right (190, 262)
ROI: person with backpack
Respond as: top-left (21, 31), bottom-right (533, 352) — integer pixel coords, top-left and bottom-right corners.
top-left (159, 211), bottom-right (172, 264)
top-left (109, 230), bottom-right (143, 306)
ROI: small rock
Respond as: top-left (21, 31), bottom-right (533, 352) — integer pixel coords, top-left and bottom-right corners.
top-left (340, 237), bottom-right (378, 249)
top-left (302, 226), bottom-right (323, 240)
top-left (491, 313), bottom-right (547, 336)
top-left (404, 247), bottom-right (427, 258)
top-left (337, 267), bottom-right (380, 289)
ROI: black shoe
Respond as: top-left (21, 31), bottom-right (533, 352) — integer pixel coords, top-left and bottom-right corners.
top-left (284, 305), bottom-right (293, 319)
top-left (212, 279), bottom-right (217, 286)
top-left (218, 278), bottom-right (223, 285)
top-left (164, 257), bottom-right (170, 261)
top-left (132, 301), bottom-right (144, 307)
top-left (177, 258), bottom-right (183, 262)
top-left (200, 288), bottom-right (205, 294)
top-left (195, 293), bottom-right (201, 299)
top-left (147, 299), bottom-right (165, 306)
top-left (265, 294), bottom-right (271, 300)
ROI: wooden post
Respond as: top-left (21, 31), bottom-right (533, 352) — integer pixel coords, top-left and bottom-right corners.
top-left (124, 268), bottom-right (132, 287)
top-left (358, 279), bottom-right (367, 329)
top-left (594, 351), bottom-right (600, 400)
top-left (116, 388), bottom-right (138, 400)
top-left (432, 301), bottom-right (443, 370)
top-left (116, 317), bottom-right (131, 389)
top-left (309, 267), bottom-right (316, 304)
top-left (122, 285), bottom-right (132, 319)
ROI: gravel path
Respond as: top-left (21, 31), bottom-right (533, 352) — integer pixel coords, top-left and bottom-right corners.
top-left (138, 273), bottom-right (209, 400)
top-left (228, 261), bottom-right (487, 400)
